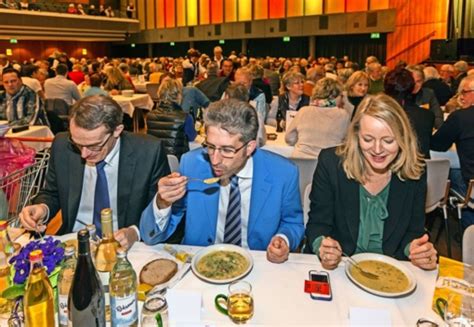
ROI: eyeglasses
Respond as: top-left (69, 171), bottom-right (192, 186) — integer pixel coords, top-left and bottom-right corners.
top-left (460, 89), bottom-right (474, 95)
top-left (202, 141), bottom-right (248, 159)
top-left (69, 133), bottom-right (113, 152)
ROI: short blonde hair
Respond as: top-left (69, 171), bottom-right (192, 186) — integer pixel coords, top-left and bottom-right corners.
top-left (336, 94), bottom-right (424, 183)
top-left (311, 77), bottom-right (343, 101)
top-left (158, 78), bottom-right (183, 105)
top-left (345, 71), bottom-right (369, 96)
top-left (281, 71), bottom-right (305, 94)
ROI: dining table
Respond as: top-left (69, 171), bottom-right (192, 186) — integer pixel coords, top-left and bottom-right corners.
top-left (125, 242), bottom-right (443, 326)
top-left (0, 120), bottom-right (54, 152)
top-left (111, 94), bottom-right (154, 132)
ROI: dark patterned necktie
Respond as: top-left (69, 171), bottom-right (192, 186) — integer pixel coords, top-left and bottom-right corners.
top-left (224, 176), bottom-right (241, 245)
top-left (93, 160), bottom-right (110, 237)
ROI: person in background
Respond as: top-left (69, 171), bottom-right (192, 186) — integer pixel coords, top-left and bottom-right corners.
top-left (99, 5), bottom-right (106, 16)
top-left (21, 64), bottom-right (45, 99)
top-left (126, 2), bottom-right (135, 18)
top-left (146, 78), bottom-right (196, 159)
top-left (0, 68), bottom-right (49, 126)
top-left (303, 66), bottom-right (325, 98)
top-left (278, 71), bottom-right (310, 122)
top-left (422, 66), bottom-right (453, 106)
top-left (439, 64), bottom-right (455, 91)
top-left (224, 83), bottom-right (249, 102)
top-left (305, 94), bottom-right (437, 271)
top-left (19, 95), bottom-right (170, 250)
top-left (18, 0), bottom-right (29, 10)
top-left (431, 75), bottom-right (474, 230)
top-left (345, 70), bottom-right (369, 120)
top-left (213, 46), bottom-right (225, 69)
top-left (182, 49), bottom-right (205, 86)
top-left (250, 64), bottom-right (272, 105)
top-left (367, 62), bottom-right (384, 94)
top-left (262, 60), bottom-right (280, 96)
top-left (285, 78), bottom-right (351, 159)
top-left (195, 61), bottom-right (230, 102)
top-left (219, 59), bottom-right (235, 81)
top-left (118, 63), bottom-right (135, 92)
top-left (140, 99), bottom-right (304, 263)
top-left (44, 64), bottom-right (81, 106)
top-left (77, 4), bottom-right (86, 15)
top-left (408, 67), bottom-right (443, 129)
top-left (103, 66), bottom-right (133, 95)
top-left (68, 63), bottom-right (85, 85)
top-left (88, 4), bottom-right (98, 15)
top-left (452, 60), bottom-right (469, 94)
top-left (104, 6), bottom-right (114, 17)
top-left (67, 3), bottom-right (77, 14)
top-left (383, 68), bottom-right (434, 159)
top-left (83, 73), bottom-right (108, 97)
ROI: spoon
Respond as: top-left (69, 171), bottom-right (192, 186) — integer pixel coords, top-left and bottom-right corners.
top-left (188, 177), bottom-right (220, 184)
top-left (342, 251), bottom-right (379, 280)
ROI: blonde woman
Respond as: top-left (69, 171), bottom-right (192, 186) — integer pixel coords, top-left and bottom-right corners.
top-left (277, 71), bottom-right (310, 121)
top-left (305, 94), bottom-right (437, 271)
top-left (345, 70), bottom-right (369, 119)
top-left (285, 78), bottom-right (350, 159)
top-left (103, 67), bottom-right (133, 95)
top-left (146, 78), bottom-right (196, 159)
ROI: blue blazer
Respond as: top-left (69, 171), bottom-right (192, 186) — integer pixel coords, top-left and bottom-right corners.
top-left (140, 148), bottom-right (304, 251)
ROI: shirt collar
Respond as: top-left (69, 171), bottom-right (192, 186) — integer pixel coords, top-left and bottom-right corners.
top-left (104, 136), bottom-right (120, 166)
top-left (236, 156), bottom-right (253, 180)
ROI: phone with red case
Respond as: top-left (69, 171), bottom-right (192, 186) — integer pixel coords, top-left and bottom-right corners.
top-left (308, 270), bottom-right (332, 301)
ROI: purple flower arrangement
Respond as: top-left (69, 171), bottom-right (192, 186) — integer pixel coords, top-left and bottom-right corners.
top-left (9, 237), bottom-right (65, 285)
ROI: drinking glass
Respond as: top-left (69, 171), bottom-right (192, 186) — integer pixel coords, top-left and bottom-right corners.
top-left (442, 293), bottom-right (473, 327)
top-left (215, 280), bottom-right (254, 324)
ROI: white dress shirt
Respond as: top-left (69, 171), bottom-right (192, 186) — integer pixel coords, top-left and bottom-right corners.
top-left (72, 139), bottom-right (140, 238)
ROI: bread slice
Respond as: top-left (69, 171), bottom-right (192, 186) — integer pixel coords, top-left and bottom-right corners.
top-left (139, 258), bottom-right (178, 286)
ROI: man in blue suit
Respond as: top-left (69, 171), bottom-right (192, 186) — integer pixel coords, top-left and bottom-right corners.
top-left (140, 98), bottom-right (304, 263)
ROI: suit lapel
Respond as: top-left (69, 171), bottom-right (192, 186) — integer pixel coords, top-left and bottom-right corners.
top-left (248, 151), bottom-right (271, 237)
top-left (383, 175), bottom-right (407, 241)
top-left (117, 135), bottom-right (136, 228)
top-left (341, 172), bottom-right (360, 245)
top-left (67, 151), bottom-right (84, 232)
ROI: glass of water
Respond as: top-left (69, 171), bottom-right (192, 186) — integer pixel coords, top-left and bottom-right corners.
top-left (444, 293), bottom-right (473, 327)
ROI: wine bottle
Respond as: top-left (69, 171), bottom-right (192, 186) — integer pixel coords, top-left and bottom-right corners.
top-left (57, 246), bottom-right (76, 327)
top-left (95, 208), bottom-right (120, 318)
top-left (69, 229), bottom-right (106, 326)
top-left (24, 249), bottom-right (55, 327)
top-left (86, 224), bottom-right (100, 264)
top-left (110, 248), bottom-right (138, 326)
top-left (276, 108), bottom-right (284, 133)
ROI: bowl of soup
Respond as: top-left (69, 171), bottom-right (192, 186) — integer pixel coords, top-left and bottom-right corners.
top-left (191, 244), bottom-right (253, 284)
top-left (344, 253), bottom-right (417, 297)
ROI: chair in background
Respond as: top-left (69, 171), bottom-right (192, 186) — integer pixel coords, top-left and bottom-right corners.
top-left (290, 157), bottom-right (318, 206)
top-left (146, 83), bottom-right (160, 108)
top-left (303, 183), bottom-right (312, 227)
top-left (450, 179), bottom-right (474, 241)
top-left (462, 225), bottom-right (474, 265)
top-left (167, 154), bottom-right (179, 173)
top-left (425, 159), bottom-right (451, 257)
top-left (44, 98), bottom-right (71, 133)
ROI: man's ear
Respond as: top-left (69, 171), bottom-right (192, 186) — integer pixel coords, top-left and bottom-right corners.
top-left (113, 124), bottom-right (125, 137)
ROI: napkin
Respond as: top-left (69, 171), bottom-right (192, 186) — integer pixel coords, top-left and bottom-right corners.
top-left (167, 289), bottom-right (202, 324)
top-left (349, 307), bottom-right (391, 326)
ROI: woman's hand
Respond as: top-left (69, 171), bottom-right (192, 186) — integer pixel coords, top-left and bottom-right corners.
top-left (409, 234), bottom-right (437, 270)
top-left (318, 237), bottom-right (342, 270)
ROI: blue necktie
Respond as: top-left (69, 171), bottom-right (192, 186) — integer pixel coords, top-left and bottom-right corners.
top-left (93, 160), bottom-right (110, 238)
top-left (224, 176), bottom-right (241, 245)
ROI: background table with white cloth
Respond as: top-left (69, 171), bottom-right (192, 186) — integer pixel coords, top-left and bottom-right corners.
top-left (1, 120), bottom-right (53, 152)
top-left (125, 242), bottom-right (443, 326)
top-left (111, 94), bottom-right (154, 132)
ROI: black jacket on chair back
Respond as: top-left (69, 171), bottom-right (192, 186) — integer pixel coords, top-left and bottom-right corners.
top-left (146, 102), bottom-right (189, 159)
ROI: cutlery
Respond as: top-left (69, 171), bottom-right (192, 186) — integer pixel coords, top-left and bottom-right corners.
top-left (188, 177), bottom-right (220, 184)
top-left (342, 251), bottom-right (379, 280)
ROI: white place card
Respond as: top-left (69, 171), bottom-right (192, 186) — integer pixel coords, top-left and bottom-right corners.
top-left (167, 289), bottom-right (202, 324)
top-left (349, 307), bottom-right (391, 326)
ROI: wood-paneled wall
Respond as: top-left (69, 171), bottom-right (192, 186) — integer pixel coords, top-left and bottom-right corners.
top-left (386, 0), bottom-right (448, 68)
top-left (0, 41), bottom-right (109, 63)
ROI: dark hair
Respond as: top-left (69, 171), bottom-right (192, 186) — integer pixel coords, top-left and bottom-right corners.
top-left (56, 63), bottom-right (68, 76)
top-left (91, 61), bottom-right (101, 73)
top-left (70, 95), bottom-right (123, 132)
top-left (1, 68), bottom-right (21, 79)
top-left (21, 64), bottom-right (39, 78)
top-left (89, 73), bottom-right (103, 87)
top-left (384, 68), bottom-right (415, 104)
top-left (205, 99), bottom-right (258, 143)
top-left (225, 83), bottom-right (249, 102)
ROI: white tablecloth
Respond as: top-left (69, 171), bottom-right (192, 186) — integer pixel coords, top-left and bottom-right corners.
top-left (111, 94), bottom-right (154, 118)
top-left (1, 120), bottom-right (53, 152)
top-left (125, 242), bottom-right (443, 326)
top-left (133, 82), bottom-right (149, 94)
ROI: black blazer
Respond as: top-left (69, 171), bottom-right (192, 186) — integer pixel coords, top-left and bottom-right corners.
top-left (304, 148), bottom-right (426, 260)
top-left (34, 132), bottom-right (170, 234)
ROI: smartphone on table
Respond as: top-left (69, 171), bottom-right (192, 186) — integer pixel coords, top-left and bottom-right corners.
top-left (307, 270), bottom-right (332, 301)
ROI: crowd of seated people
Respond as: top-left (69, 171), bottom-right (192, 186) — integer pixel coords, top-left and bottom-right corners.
top-left (0, 0), bottom-right (128, 18)
top-left (2, 48), bottom-right (474, 236)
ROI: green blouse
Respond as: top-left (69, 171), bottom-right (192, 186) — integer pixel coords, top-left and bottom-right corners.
top-left (354, 183), bottom-right (390, 254)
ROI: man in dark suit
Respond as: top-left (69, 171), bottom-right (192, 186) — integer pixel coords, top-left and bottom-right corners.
top-left (20, 95), bottom-right (170, 249)
top-left (195, 62), bottom-right (229, 102)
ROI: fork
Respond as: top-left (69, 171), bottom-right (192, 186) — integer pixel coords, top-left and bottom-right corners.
top-left (342, 251), bottom-right (379, 280)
